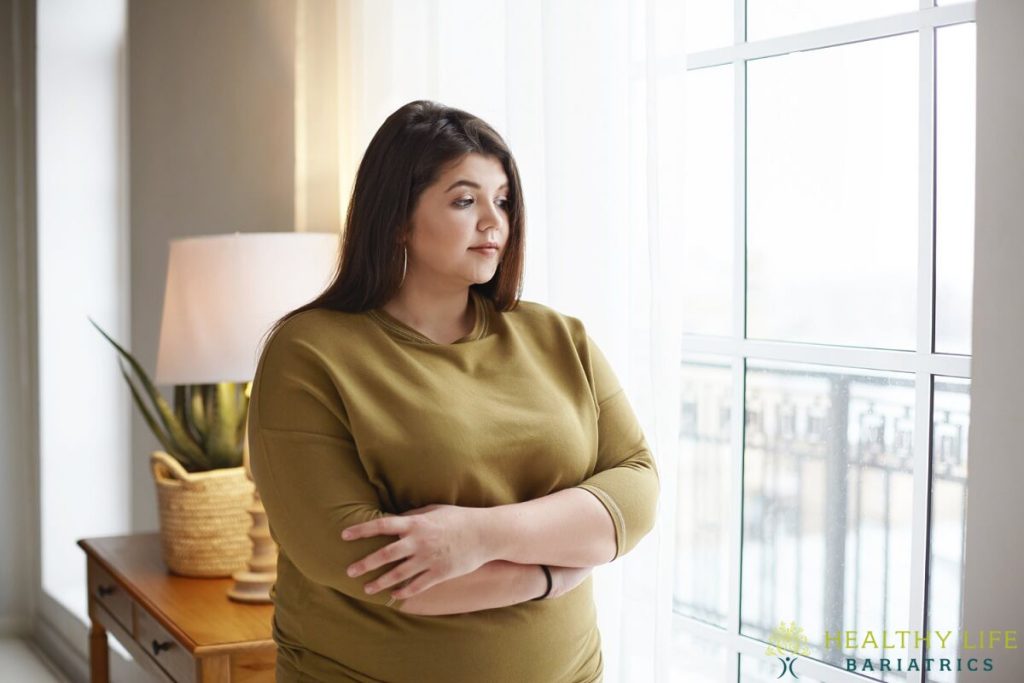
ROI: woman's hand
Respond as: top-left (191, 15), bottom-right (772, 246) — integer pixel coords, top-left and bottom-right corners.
top-left (341, 503), bottom-right (492, 601)
top-left (547, 565), bottom-right (593, 600)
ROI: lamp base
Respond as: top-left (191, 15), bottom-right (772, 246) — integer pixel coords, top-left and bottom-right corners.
top-left (227, 411), bottom-right (278, 603)
top-left (227, 494), bottom-right (278, 603)
top-left (227, 569), bottom-right (276, 603)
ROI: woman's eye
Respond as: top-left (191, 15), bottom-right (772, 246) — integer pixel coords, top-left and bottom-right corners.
top-left (453, 197), bottom-right (510, 210)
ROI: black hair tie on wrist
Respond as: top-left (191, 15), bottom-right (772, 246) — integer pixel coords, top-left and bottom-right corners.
top-left (532, 564), bottom-right (552, 601)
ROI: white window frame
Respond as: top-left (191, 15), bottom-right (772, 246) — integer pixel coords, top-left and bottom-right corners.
top-left (662, 2), bottom-right (977, 681)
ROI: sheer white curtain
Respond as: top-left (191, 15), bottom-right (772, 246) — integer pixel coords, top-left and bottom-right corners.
top-left (336, 2), bottom-right (685, 680)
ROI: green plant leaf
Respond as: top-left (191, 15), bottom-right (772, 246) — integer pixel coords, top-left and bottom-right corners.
top-left (118, 359), bottom-right (170, 447)
top-left (177, 385), bottom-right (203, 448)
top-left (236, 392), bottom-right (250, 445)
top-left (89, 316), bottom-right (210, 470)
top-left (206, 382), bottom-right (242, 468)
top-left (189, 384), bottom-right (207, 436)
top-left (117, 360), bottom-right (193, 471)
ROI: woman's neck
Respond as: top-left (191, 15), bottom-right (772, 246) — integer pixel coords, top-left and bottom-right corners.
top-left (381, 284), bottom-right (475, 345)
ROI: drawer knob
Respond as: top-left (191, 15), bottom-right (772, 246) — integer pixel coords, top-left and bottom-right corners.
top-left (97, 585), bottom-right (116, 597)
top-left (151, 639), bottom-right (173, 656)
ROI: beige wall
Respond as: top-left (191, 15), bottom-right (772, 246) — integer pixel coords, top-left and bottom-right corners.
top-left (295, 0), bottom-right (342, 233)
top-left (0, 0), bottom-right (39, 635)
top-left (126, 0), bottom-right (340, 530)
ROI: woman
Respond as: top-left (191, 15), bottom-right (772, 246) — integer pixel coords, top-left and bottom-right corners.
top-left (248, 100), bottom-right (660, 683)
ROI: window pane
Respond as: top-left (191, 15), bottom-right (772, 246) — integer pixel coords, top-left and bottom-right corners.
top-left (676, 356), bottom-right (733, 625)
top-left (747, 35), bottom-right (918, 350)
top-left (927, 377), bottom-right (971, 683)
top-left (742, 360), bottom-right (916, 679)
top-left (935, 24), bottom-right (976, 355)
top-left (682, 0), bottom-right (733, 53)
top-left (748, 0), bottom-right (919, 42)
top-left (680, 66), bottom-right (734, 336)
top-left (629, 0), bottom-right (646, 64)
top-left (673, 626), bottom-right (734, 681)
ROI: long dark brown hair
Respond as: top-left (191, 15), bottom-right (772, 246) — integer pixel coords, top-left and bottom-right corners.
top-left (259, 100), bottom-right (526, 355)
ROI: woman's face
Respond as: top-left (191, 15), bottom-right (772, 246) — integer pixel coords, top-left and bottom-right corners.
top-left (404, 152), bottom-right (509, 290)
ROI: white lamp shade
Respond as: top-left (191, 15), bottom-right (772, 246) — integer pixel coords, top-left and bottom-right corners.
top-left (155, 232), bottom-right (340, 385)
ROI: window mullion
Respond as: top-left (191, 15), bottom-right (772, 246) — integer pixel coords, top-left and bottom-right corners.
top-left (906, 17), bottom-right (939, 683)
top-left (678, 337), bottom-right (970, 378)
top-left (680, 3), bottom-right (976, 72)
top-left (727, 1), bottom-right (747, 680)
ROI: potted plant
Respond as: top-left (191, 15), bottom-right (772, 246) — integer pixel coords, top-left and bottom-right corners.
top-left (90, 317), bottom-right (256, 578)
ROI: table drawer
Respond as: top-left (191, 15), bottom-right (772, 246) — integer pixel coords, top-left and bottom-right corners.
top-left (88, 560), bottom-right (133, 632)
top-left (135, 606), bottom-right (195, 683)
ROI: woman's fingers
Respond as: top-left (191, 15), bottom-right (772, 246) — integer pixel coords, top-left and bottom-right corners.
top-left (342, 514), bottom-right (408, 540)
top-left (363, 562), bottom-right (426, 596)
top-left (546, 566), bottom-right (564, 599)
top-left (346, 538), bottom-right (413, 578)
top-left (339, 507), bottom-right (480, 600)
top-left (549, 566), bottom-right (592, 599)
top-left (389, 568), bottom-right (439, 600)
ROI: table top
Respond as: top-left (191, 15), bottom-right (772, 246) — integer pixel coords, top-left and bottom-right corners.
top-left (78, 533), bottom-right (274, 652)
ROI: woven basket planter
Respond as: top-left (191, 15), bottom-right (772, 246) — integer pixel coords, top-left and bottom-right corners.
top-left (150, 450), bottom-right (255, 577)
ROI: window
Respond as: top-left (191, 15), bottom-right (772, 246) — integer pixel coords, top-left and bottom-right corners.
top-left (670, 2), bottom-right (976, 681)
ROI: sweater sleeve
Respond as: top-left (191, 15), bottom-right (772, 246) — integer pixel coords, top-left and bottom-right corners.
top-left (573, 334), bottom-right (661, 562)
top-left (247, 320), bottom-right (408, 610)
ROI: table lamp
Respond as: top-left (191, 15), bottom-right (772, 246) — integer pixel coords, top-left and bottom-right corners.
top-left (154, 231), bottom-right (340, 602)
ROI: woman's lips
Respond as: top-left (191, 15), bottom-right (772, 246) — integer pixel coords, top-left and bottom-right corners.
top-left (470, 247), bottom-right (499, 255)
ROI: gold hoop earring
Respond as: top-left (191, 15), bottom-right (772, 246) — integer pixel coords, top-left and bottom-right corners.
top-left (399, 245), bottom-right (407, 287)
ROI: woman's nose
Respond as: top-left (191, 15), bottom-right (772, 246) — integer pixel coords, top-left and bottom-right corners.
top-left (479, 201), bottom-right (503, 230)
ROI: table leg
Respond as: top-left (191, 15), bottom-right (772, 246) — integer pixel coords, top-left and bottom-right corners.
top-left (88, 618), bottom-right (109, 683)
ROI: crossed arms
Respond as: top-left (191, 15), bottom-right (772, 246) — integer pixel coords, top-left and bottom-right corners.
top-left (249, 331), bottom-right (660, 616)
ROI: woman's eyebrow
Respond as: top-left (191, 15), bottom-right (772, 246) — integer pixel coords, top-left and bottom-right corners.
top-left (444, 180), bottom-right (510, 192)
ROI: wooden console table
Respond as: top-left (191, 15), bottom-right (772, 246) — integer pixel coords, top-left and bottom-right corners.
top-left (78, 533), bottom-right (276, 682)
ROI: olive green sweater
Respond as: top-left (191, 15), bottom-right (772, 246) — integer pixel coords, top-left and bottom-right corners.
top-left (247, 288), bottom-right (660, 683)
